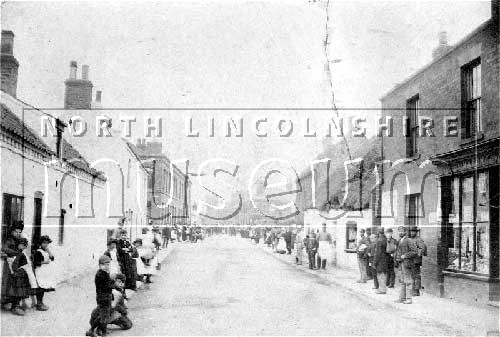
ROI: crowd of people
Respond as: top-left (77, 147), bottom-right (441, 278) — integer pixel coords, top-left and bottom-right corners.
top-left (252, 223), bottom-right (427, 305)
top-left (355, 225), bottom-right (427, 304)
top-left (0, 218), bottom-right (190, 336)
top-left (1, 221), bottom-right (55, 316)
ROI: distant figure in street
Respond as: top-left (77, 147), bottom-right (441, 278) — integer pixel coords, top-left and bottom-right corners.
top-left (395, 226), bottom-right (418, 304)
top-left (305, 233), bottom-right (319, 270)
top-left (367, 232), bottom-right (378, 290)
top-left (365, 228), bottom-right (373, 280)
top-left (294, 227), bottom-right (304, 265)
top-left (385, 228), bottom-right (398, 288)
top-left (356, 229), bottom-right (369, 283)
top-left (33, 235), bottom-right (56, 311)
top-left (162, 226), bottom-right (171, 248)
top-left (373, 227), bottom-right (388, 294)
top-left (284, 229), bottom-right (293, 254)
top-left (409, 226), bottom-right (427, 296)
top-left (316, 223), bottom-right (332, 270)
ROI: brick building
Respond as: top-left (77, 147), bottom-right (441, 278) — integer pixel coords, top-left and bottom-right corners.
top-left (378, 2), bottom-right (499, 305)
top-left (132, 139), bottom-right (192, 228)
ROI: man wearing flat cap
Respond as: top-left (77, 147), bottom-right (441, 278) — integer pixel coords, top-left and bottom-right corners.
top-left (409, 226), bottom-right (427, 296)
top-left (395, 226), bottom-right (418, 304)
top-left (373, 227), bottom-right (388, 294)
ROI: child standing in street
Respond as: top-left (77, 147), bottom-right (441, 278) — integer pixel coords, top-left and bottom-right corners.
top-left (86, 255), bottom-right (121, 337)
top-left (33, 235), bottom-right (55, 311)
top-left (9, 237), bottom-right (38, 316)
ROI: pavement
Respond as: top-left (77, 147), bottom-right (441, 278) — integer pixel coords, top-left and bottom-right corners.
top-left (2, 235), bottom-right (498, 336)
top-left (257, 239), bottom-right (500, 336)
top-left (1, 243), bottom-right (175, 336)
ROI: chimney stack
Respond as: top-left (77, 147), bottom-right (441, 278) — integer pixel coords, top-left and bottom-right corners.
top-left (1, 30), bottom-right (19, 97)
top-left (432, 31), bottom-right (453, 60)
top-left (64, 61), bottom-right (93, 109)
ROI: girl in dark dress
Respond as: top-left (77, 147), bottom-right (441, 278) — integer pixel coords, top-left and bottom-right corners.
top-left (1, 221), bottom-right (23, 309)
top-left (9, 237), bottom-right (35, 316)
top-left (116, 230), bottom-right (138, 290)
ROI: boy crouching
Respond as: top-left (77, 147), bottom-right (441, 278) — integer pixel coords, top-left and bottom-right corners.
top-left (86, 255), bottom-right (124, 337)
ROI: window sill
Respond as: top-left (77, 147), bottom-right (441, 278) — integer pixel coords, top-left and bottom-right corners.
top-left (443, 270), bottom-right (496, 282)
top-left (403, 153), bottom-right (421, 162)
top-left (344, 249), bottom-right (357, 253)
top-left (459, 133), bottom-right (484, 146)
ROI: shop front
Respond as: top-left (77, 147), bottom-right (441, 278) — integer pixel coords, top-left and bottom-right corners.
top-left (433, 137), bottom-right (499, 304)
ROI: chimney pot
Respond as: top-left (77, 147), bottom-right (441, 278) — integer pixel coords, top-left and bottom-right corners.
top-left (438, 31), bottom-right (447, 45)
top-left (69, 61), bottom-right (77, 79)
top-left (82, 64), bottom-right (89, 80)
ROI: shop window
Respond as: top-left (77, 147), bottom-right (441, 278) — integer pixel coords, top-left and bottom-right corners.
top-left (346, 221), bottom-right (357, 250)
top-left (447, 172), bottom-right (489, 274)
top-left (2, 193), bottom-right (24, 244)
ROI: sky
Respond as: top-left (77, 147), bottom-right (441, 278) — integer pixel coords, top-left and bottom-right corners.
top-left (1, 1), bottom-right (492, 207)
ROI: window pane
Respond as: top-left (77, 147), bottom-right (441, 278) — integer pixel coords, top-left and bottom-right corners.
top-left (460, 224), bottom-right (474, 272)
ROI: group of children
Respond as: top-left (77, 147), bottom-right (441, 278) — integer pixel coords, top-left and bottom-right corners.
top-left (85, 226), bottom-right (161, 336)
top-left (1, 221), bottom-right (56, 316)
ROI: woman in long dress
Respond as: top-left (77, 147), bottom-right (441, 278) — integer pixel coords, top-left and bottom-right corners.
top-left (117, 230), bottom-right (138, 290)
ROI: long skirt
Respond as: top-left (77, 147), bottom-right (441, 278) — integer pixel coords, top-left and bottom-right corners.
top-left (8, 269), bottom-right (32, 299)
top-left (1, 261), bottom-right (13, 303)
top-left (120, 255), bottom-right (137, 290)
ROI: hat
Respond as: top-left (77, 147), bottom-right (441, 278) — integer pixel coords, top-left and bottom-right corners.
top-left (18, 237), bottom-right (28, 247)
top-left (409, 226), bottom-right (419, 232)
top-left (107, 239), bottom-right (117, 246)
top-left (398, 226), bottom-right (407, 232)
top-left (119, 229), bottom-right (128, 235)
top-left (359, 228), bottom-right (366, 233)
top-left (386, 228), bottom-right (393, 233)
top-left (114, 273), bottom-right (126, 281)
top-left (98, 255), bottom-right (111, 264)
top-left (377, 227), bottom-right (385, 234)
top-left (133, 238), bottom-right (142, 245)
top-left (39, 235), bottom-right (52, 244)
top-left (11, 220), bottom-right (24, 232)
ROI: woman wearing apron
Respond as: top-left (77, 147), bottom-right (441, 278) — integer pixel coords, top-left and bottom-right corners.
top-left (33, 235), bottom-right (56, 311)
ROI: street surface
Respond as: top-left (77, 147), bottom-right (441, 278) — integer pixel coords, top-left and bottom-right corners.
top-left (115, 236), bottom-right (459, 336)
top-left (2, 235), bottom-right (494, 336)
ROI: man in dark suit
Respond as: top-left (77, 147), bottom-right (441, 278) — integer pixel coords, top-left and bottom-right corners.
top-left (395, 226), bottom-right (418, 304)
top-left (373, 227), bottom-right (388, 294)
top-left (409, 226), bottom-right (427, 296)
top-left (385, 228), bottom-right (398, 288)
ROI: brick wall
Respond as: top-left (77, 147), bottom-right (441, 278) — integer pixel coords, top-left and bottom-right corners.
top-left (64, 79), bottom-right (93, 109)
top-left (379, 18), bottom-right (499, 301)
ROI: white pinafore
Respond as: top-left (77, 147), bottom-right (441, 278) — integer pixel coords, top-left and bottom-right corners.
top-left (34, 249), bottom-right (56, 289)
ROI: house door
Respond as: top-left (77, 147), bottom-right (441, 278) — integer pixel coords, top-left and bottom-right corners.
top-left (32, 197), bottom-right (43, 247)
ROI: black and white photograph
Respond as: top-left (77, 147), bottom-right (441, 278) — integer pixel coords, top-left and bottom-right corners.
top-left (0, 0), bottom-right (499, 335)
